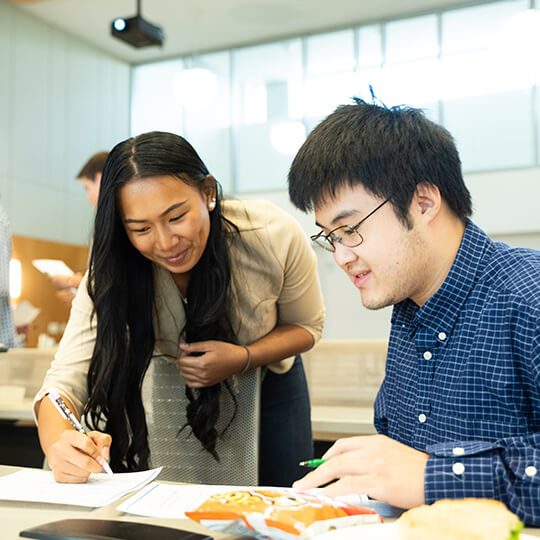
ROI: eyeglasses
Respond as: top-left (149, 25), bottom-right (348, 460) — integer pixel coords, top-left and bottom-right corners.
top-left (311, 197), bottom-right (392, 252)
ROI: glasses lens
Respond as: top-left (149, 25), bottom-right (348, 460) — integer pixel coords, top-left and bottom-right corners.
top-left (337, 228), bottom-right (363, 248)
top-left (312, 237), bottom-right (335, 252)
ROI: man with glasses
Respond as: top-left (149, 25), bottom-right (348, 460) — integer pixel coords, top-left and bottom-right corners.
top-left (288, 98), bottom-right (540, 525)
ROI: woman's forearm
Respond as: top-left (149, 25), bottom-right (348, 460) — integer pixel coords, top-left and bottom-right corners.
top-left (36, 394), bottom-right (78, 457)
top-left (245, 323), bottom-right (314, 369)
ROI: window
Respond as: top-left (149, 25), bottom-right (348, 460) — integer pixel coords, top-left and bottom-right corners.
top-left (232, 40), bottom-right (304, 191)
top-left (130, 0), bottom-right (540, 193)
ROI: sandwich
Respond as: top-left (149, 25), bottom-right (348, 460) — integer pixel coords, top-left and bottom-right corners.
top-left (396, 498), bottom-right (523, 540)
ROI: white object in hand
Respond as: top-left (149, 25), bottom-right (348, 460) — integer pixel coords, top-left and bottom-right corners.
top-left (32, 259), bottom-right (74, 277)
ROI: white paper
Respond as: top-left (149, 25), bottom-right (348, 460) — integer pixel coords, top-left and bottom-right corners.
top-left (117, 482), bottom-right (246, 518)
top-left (12, 300), bottom-right (40, 327)
top-left (315, 522), bottom-right (399, 539)
top-left (0, 467), bottom-right (162, 508)
top-left (118, 484), bottom-right (375, 520)
top-left (32, 259), bottom-right (74, 277)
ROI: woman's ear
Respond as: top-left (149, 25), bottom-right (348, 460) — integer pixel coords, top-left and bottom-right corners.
top-left (204, 175), bottom-right (217, 210)
top-left (412, 182), bottom-right (441, 220)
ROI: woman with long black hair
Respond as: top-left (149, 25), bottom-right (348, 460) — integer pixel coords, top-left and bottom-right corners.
top-left (34, 131), bottom-right (324, 486)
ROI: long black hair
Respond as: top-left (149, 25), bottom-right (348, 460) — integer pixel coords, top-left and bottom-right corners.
top-left (84, 131), bottom-right (238, 472)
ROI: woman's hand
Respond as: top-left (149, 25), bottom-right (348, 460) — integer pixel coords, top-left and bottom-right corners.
top-left (176, 341), bottom-right (249, 387)
top-left (47, 429), bottom-right (112, 483)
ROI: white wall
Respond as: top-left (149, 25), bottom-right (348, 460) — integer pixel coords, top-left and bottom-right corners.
top-left (241, 166), bottom-right (540, 340)
top-left (0, 1), bottom-right (130, 245)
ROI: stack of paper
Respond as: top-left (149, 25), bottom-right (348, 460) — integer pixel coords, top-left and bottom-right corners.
top-left (0, 467), bottom-right (162, 508)
top-left (118, 483), bottom-right (246, 518)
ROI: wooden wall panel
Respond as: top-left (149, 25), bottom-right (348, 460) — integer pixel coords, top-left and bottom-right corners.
top-left (11, 235), bottom-right (89, 347)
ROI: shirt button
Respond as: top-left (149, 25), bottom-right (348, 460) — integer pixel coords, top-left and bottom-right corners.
top-left (418, 413), bottom-right (427, 423)
top-left (423, 351), bottom-right (433, 360)
top-left (525, 466), bottom-right (537, 477)
top-left (438, 332), bottom-right (447, 341)
top-left (452, 462), bottom-right (465, 475)
top-left (453, 447), bottom-right (465, 456)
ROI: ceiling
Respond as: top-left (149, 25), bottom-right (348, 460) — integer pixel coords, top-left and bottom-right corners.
top-left (9, 0), bottom-right (483, 65)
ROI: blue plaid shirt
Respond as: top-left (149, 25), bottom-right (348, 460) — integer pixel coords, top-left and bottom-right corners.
top-left (374, 220), bottom-right (540, 525)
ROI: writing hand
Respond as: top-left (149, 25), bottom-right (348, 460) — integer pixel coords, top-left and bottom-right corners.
top-left (47, 429), bottom-right (112, 483)
top-left (176, 340), bottom-right (248, 387)
top-left (293, 434), bottom-right (428, 509)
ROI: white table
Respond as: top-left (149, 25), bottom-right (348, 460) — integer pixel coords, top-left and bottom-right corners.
top-left (2, 465), bottom-right (539, 539)
top-left (0, 465), bottom-right (241, 539)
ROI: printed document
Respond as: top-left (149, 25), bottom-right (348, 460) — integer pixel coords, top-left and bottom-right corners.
top-left (0, 467), bottom-right (162, 508)
top-left (117, 483), bottom-right (401, 519)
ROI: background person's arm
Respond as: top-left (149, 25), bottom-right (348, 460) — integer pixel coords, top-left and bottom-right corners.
top-left (49, 271), bottom-right (83, 291)
top-left (49, 272), bottom-right (84, 307)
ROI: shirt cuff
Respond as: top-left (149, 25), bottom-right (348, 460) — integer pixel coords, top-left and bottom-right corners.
top-left (424, 441), bottom-right (501, 503)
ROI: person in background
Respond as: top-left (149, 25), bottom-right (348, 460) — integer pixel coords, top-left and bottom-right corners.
top-left (0, 200), bottom-right (19, 348)
top-left (34, 131), bottom-right (324, 486)
top-left (288, 99), bottom-right (540, 525)
top-left (0, 201), bottom-right (29, 346)
top-left (50, 152), bottom-right (108, 306)
top-left (77, 151), bottom-right (107, 210)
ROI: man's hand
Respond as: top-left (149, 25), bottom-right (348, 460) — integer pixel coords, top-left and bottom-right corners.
top-left (293, 434), bottom-right (428, 509)
top-left (176, 340), bottom-right (248, 387)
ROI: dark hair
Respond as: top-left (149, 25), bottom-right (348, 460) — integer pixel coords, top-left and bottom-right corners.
top-left (288, 98), bottom-right (472, 226)
top-left (84, 131), bottom-right (238, 472)
top-left (77, 151), bottom-right (109, 181)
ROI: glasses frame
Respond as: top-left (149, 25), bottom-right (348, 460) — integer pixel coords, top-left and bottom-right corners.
top-left (311, 197), bottom-right (392, 252)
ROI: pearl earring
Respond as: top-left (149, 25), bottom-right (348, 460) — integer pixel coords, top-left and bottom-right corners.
top-left (209, 198), bottom-right (216, 210)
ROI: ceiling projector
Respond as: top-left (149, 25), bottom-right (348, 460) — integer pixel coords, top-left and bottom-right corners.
top-left (111, 14), bottom-right (164, 48)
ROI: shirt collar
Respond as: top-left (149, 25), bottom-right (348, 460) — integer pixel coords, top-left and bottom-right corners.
top-left (414, 220), bottom-right (493, 335)
top-left (391, 220), bottom-right (493, 336)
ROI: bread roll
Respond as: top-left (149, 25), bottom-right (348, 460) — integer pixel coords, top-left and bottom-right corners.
top-left (396, 498), bottom-right (523, 540)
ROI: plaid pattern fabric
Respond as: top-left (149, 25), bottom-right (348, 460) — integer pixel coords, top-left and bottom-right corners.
top-left (0, 203), bottom-right (16, 348)
top-left (374, 220), bottom-right (540, 525)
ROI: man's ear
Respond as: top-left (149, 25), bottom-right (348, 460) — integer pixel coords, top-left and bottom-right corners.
top-left (412, 182), bottom-right (441, 220)
top-left (94, 172), bottom-right (102, 185)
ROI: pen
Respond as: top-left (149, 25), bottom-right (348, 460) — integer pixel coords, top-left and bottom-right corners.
top-left (299, 458), bottom-right (328, 467)
top-left (47, 387), bottom-right (113, 475)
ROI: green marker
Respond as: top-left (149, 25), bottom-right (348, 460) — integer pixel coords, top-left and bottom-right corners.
top-left (298, 458), bottom-right (327, 467)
